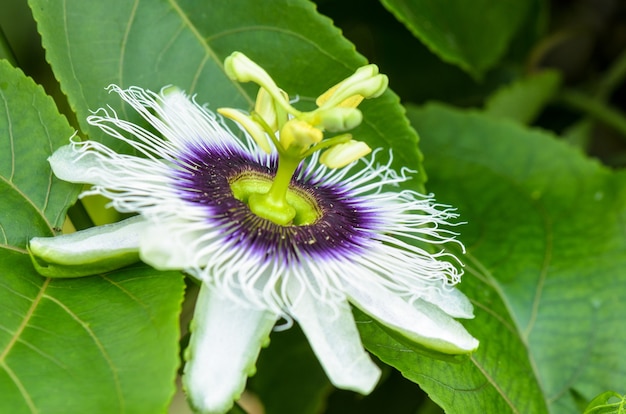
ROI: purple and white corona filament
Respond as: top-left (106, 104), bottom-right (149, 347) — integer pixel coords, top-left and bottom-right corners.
top-left (31, 52), bottom-right (479, 414)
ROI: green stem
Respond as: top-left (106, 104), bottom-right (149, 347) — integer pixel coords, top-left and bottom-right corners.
top-left (265, 156), bottom-right (299, 205)
top-left (558, 89), bottom-right (626, 140)
top-left (247, 156), bottom-right (300, 225)
top-left (251, 111), bottom-right (283, 153)
top-left (596, 49), bottom-right (626, 101)
top-left (302, 133), bottom-right (352, 158)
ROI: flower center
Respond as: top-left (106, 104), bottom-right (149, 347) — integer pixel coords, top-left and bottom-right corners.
top-left (229, 171), bottom-right (320, 226)
top-left (218, 51), bottom-right (388, 226)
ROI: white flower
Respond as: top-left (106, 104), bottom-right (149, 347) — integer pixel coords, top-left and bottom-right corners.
top-left (30, 54), bottom-right (478, 414)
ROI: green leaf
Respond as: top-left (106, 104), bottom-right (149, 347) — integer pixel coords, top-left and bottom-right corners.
top-left (484, 69), bottom-right (562, 124)
top-left (357, 302), bottom-right (547, 414)
top-left (29, 0), bottom-right (424, 189)
top-left (0, 260), bottom-right (185, 414)
top-left (248, 325), bottom-right (332, 414)
top-left (386, 103), bottom-right (626, 413)
top-left (0, 60), bottom-right (185, 413)
top-left (379, 0), bottom-right (535, 77)
top-left (584, 391), bottom-right (626, 414)
top-left (0, 60), bottom-right (78, 246)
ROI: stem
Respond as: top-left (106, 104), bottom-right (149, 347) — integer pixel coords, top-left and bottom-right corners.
top-left (265, 156), bottom-right (299, 205)
top-left (251, 111), bottom-right (283, 153)
top-left (596, 49), bottom-right (626, 101)
top-left (302, 133), bottom-right (352, 158)
top-left (247, 156), bottom-right (300, 225)
top-left (558, 89), bottom-right (626, 140)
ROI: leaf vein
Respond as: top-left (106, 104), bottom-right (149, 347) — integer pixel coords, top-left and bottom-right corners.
top-left (205, 25), bottom-right (351, 69)
top-left (118, 0), bottom-right (141, 99)
top-left (0, 174), bottom-right (53, 234)
top-left (470, 354), bottom-right (519, 414)
top-left (155, 23), bottom-right (186, 70)
top-left (62, 0), bottom-right (88, 120)
top-left (0, 278), bottom-right (48, 364)
top-left (34, 93), bottom-right (54, 217)
top-left (522, 206), bottom-right (553, 340)
top-left (190, 54), bottom-right (209, 95)
top-left (0, 91), bottom-right (16, 182)
top-left (0, 360), bottom-right (38, 413)
top-left (167, 0), bottom-right (254, 106)
top-left (43, 294), bottom-right (126, 413)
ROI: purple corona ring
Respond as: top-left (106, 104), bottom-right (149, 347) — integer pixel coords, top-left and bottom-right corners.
top-left (32, 52), bottom-right (479, 414)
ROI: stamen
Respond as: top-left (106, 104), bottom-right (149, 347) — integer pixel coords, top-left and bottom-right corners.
top-left (320, 140), bottom-right (372, 169)
top-left (220, 52), bottom-right (389, 227)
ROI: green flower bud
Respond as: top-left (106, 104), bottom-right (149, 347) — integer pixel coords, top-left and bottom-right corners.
top-left (315, 107), bottom-right (363, 132)
top-left (320, 140), bottom-right (372, 169)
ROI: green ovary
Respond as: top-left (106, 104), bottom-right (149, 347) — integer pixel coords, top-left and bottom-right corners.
top-left (229, 172), bottom-right (320, 226)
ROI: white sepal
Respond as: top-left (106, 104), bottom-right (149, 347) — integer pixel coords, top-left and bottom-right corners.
top-left (139, 220), bottom-right (205, 271)
top-left (49, 144), bottom-right (107, 185)
top-left (28, 216), bottom-right (145, 277)
top-left (183, 283), bottom-right (278, 414)
top-left (420, 286), bottom-right (475, 319)
top-left (343, 276), bottom-right (479, 354)
top-left (288, 282), bottom-right (381, 394)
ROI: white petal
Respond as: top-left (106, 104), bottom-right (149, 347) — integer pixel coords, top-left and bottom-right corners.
top-left (184, 284), bottom-right (277, 414)
top-left (288, 283), bottom-right (381, 394)
top-left (420, 287), bottom-right (475, 319)
top-left (49, 145), bottom-right (108, 186)
top-left (28, 216), bottom-right (145, 277)
top-left (138, 221), bottom-right (201, 270)
top-left (343, 276), bottom-right (479, 354)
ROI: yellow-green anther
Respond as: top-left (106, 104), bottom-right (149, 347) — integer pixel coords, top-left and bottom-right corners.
top-left (218, 108), bottom-right (272, 153)
top-left (280, 119), bottom-right (323, 155)
top-left (224, 52), bottom-right (297, 116)
top-left (254, 88), bottom-right (289, 132)
top-left (314, 107), bottom-right (363, 132)
top-left (28, 216), bottom-right (144, 278)
top-left (320, 140), bottom-right (372, 169)
top-left (316, 65), bottom-right (388, 109)
top-left (254, 88), bottom-right (278, 131)
top-left (162, 85), bottom-right (182, 96)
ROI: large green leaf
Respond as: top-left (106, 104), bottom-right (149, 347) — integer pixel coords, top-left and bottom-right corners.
top-left (364, 103), bottom-right (626, 413)
top-left (0, 60), bottom-right (78, 246)
top-left (29, 0), bottom-right (424, 187)
top-left (0, 60), bottom-right (185, 413)
top-left (379, 0), bottom-right (535, 77)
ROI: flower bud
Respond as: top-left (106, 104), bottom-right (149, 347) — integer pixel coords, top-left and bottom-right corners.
top-left (315, 107), bottom-right (363, 132)
top-left (218, 107), bottom-right (272, 154)
top-left (316, 64), bottom-right (389, 109)
top-left (320, 140), bottom-right (371, 169)
top-left (224, 52), bottom-right (272, 84)
top-left (224, 52), bottom-right (297, 116)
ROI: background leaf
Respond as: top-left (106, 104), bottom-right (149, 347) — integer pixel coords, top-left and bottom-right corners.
top-left (29, 0), bottom-right (425, 188)
top-left (484, 69), bottom-right (562, 124)
top-left (379, 0), bottom-right (536, 77)
top-left (248, 325), bottom-right (332, 414)
top-left (0, 60), bottom-right (185, 413)
top-left (382, 103), bottom-right (626, 414)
